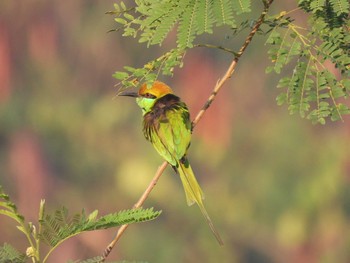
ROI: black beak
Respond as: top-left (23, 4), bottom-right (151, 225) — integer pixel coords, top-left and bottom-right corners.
top-left (117, 91), bottom-right (139, 97)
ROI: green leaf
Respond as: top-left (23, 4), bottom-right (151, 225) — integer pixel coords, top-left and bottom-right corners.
top-left (115, 18), bottom-right (127, 25)
top-left (310, 0), bottom-right (326, 12)
top-left (124, 13), bottom-right (134, 21)
top-left (177, 0), bottom-right (198, 48)
top-left (113, 3), bottom-right (120, 13)
top-left (196, 0), bottom-right (214, 34)
top-left (0, 243), bottom-right (26, 263)
top-left (0, 187), bottom-right (25, 225)
top-left (276, 93), bottom-right (287, 105)
top-left (232, 0), bottom-right (251, 15)
top-left (109, 0), bottom-right (255, 52)
top-left (266, 8), bottom-right (350, 124)
top-left (120, 1), bottom-right (127, 11)
top-left (149, 4), bottom-right (184, 46)
top-left (113, 71), bottom-right (129, 80)
top-left (212, 0), bottom-right (236, 26)
top-left (40, 207), bottom-right (161, 247)
top-left (329, 0), bottom-right (350, 15)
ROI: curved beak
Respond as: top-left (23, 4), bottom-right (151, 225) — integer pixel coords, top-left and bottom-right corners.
top-left (118, 91), bottom-right (139, 97)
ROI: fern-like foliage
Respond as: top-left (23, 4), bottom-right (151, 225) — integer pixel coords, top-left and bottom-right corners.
top-left (0, 186), bottom-right (34, 245)
top-left (110, 0), bottom-right (349, 124)
top-left (0, 186), bottom-right (25, 226)
top-left (114, 48), bottom-right (185, 90)
top-left (232, 0), bottom-right (252, 15)
top-left (1, 185), bottom-right (161, 262)
top-left (265, 1), bottom-right (350, 124)
top-left (40, 207), bottom-right (161, 247)
top-left (0, 243), bottom-right (26, 263)
top-left (109, 0), bottom-right (252, 89)
top-left (211, 0), bottom-right (235, 27)
top-left (1, 186), bottom-right (32, 262)
top-left (299, 0), bottom-right (350, 18)
top-left (111, 0), bottom-right (251, 48)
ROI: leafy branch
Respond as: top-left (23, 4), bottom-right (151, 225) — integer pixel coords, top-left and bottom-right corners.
top-left (5, 0), bottom-right (349, 261)
top-left (102, 162), bottom-right (168, 260)
top-left (110, 0), bottom-right (349, 124)
top-left (103, 0), bottom-right (349, 259)
top-left (102, 0), bottom-right (275, 260)
top-left (0, 186), bottom-right (161, 263)
top-left (265, 1), bottom-right (350, 124)
top-left (109, 0), bottom-right (253, 89)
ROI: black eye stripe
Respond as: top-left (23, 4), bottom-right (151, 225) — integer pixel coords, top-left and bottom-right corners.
top-left (143, 93), bottom-right (156, 99)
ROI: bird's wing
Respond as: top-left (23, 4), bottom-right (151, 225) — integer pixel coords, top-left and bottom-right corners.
top-left (151, 106), bottom-right (191, 166)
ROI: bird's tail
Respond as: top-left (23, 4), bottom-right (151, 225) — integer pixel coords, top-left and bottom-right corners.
top-left (178, 158), bottom-right (224, 245)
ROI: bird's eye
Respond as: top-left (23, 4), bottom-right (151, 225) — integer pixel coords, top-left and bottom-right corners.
top-left (143, 93), bottom-right (156, 99)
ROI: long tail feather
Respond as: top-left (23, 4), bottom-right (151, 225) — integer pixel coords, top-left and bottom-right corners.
top-left (178, 160), bottom-right (224, 245)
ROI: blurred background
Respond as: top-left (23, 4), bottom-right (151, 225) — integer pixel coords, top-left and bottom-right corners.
top-left (1, 1), bottom-right (350, 262)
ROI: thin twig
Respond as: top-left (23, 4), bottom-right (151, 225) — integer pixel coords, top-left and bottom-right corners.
top-left (102, 162), bottom-right (168, 261)
top-left (194, 44), bottom-right (239, 56)
top-left (102, 0), bottom-right (274, 260)
top-left (192, 0), bottom-right (274, 128)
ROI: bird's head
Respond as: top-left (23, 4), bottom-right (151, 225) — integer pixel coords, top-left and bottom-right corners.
top-left (118, 81), bottom-right (174, 114)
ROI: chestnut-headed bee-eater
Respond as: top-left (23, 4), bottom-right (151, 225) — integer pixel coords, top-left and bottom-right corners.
top-left (119, 81), bottom-right (223, 245)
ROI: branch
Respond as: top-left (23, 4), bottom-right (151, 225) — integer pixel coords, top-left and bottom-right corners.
top-left (194, 44), bottom-right (239, 56)
top-left (102, 162), bottom-right (168, 260)
top-left (192, 0), bottom-right (274, 128)
top-left (102, 0), bottom-right (274, 260)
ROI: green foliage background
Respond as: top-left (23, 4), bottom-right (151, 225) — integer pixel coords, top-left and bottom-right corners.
top-left (0, 0), bottom-right (350, 262)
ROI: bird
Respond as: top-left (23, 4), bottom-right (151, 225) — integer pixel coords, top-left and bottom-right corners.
top-left (118, 80), bottom-right (223, 245)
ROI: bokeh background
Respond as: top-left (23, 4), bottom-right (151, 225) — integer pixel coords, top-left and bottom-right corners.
top-left (1, 1), bottom-right (350, 262)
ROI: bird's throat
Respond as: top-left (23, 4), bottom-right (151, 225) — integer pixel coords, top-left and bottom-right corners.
top-left (136, 97), bottom-right (156, 115)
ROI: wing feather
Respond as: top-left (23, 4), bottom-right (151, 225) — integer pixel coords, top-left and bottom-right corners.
top-left (148, 106), bottom-right (191, 166)
top-left (142, 94), bottom-right (192, 166)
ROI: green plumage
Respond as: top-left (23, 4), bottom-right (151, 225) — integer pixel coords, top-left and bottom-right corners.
top-left (143, 94), bottom-right (191, 167)
top-left (117, 81), bottom-right (222, 244)
top-left (142, 94), bottom-right (204, 206)
top-left (138, 91), bottom-right (223, 245)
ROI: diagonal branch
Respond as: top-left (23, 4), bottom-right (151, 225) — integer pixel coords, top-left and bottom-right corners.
top-left (102, 162), bottom-right (168, 260)
top-left (102, 0), bottom-right (274, 260)
top-left (192, 0), bottom-right (274, 128)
